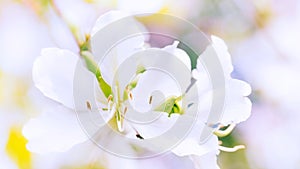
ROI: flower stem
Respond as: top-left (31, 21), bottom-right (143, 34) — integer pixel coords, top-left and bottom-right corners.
top-left (49, 0), bottom-right (82, 48)
top-left (49, 0), bottom-right (112, 98)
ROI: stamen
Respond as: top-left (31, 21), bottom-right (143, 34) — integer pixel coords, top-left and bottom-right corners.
top-left (219, 145), bottom-right (245, 152)
top-left (129, 124), bottom-right (144, 140)
top-left (107, 101), bottom-right (112, 112)
top-left (110, 104), bottom-right (116, 117)
top-left (86, 101), bottom-right (92, 110)
top-left (187, 103), bottom-right (194, 108)
top-left (149, 96), bottom-right (153, 104)
top-left (136, 133), bottom-right (144, 140)
top-left (102, 108), bottom-right (108, 111)
top-left (129, 92), bottom-right (133, 100)
top-left (107, 95), bottom-right (113, 103)
top-left (124, 107), bottom-right (128, 115)
top-left (214, 123), bottom-right (236, 137)
top-left (116, 118), bottom-right (124, 132)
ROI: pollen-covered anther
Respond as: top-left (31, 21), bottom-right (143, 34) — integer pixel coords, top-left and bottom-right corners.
top-left (219, 145), bottom-right (245, 152)
top-left (149, 96), bottom-right (153, 104)
top-left (124, 107), bottom-right (128, 115)
top-left (130, 124), bottom-right (144, 140)
top-left (86, 101), bottom-right (92, 110)
top-left (136, 133), bottom-right (144, 140)
top-left (214, 123), bottom-right (236, 137)
top-left (129, 92), bottom-right (133, 100)
top-left (107, 95), bottom-right (113, 103)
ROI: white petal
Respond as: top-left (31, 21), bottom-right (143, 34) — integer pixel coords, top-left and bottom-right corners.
top-left (195, 35), bottom-right (252, 125)
top-left (91, 10), bottom-right (130, 36)
top-left (172, 134), bottom-right (218, 157)
top-left (126, 112), bottom-right (180, 139)
top-left (91, 11), bottom-right (147, 85)
top-left (190, 151), bottom-right (220, 169)
top-left (22, 104), bottom-right (88, 153)
top-left (211, 35), bottom-right (234, 76)
top-left (107, 152), bottom-right (193, 169)
top-left (163, 41), bottom-right (192, 70)
top-left (98, 37), bottom-right (145, 86)
top-left (222, 79), bottom-right (252, 125)
top-left (33, 48), bottom-right (96, 109)
top-left (112, 47), bottom-right (192, 102)
top-left (91, 10), bottom-right (147, 37)
top-left (130, 69), bottom-right (183, 113)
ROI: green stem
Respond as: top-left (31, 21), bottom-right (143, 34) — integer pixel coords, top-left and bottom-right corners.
top-left (49, 0), bottom-right (112, 98)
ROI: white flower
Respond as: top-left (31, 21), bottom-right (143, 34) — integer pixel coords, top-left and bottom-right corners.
top-left (23, 10), bottom-right (252, 169)
top-left (169, 36), bottom-right (251, 168)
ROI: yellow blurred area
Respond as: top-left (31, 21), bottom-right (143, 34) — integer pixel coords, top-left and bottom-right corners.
top-left (12, 0), bottom-right (50, 16)
top-left (61, 164), bottom-right (107, 169)
top-left (0, 71), bottom-right (30, 110)
top-left (6, 127), bottom-right (32, 169)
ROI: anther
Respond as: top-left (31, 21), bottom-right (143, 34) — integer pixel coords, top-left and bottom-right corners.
top-left (86, 101), bottom-right (92, 110)
top-left (107, 95), bottom-right (113, 102)
top-left (136, 133), bottom-right (144, 140)
top-left (149, 96), bottom-right (153, 104)
top-left (129, 92), bottom-right (133, 100)
top-left (129, 124), bottom-right (145, 140)
top-left (124, 107), bottom-right (128, 115)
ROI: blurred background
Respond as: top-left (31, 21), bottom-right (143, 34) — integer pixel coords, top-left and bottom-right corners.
top-left (0, 0), bottom-right (300, 168)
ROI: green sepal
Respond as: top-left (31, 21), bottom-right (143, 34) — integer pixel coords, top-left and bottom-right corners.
top-left (81, 51), bottom-right (112, 98)
top-left (154, 96), bottom-right (183, 117)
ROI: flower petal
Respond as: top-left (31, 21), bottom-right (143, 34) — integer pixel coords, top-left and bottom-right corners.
top-left (163, 41), bottom-right (192, 70)
top-left (91, 10), bottom-right (147, 85)
top-left (22, 104), bottom-right (88, 154)
top-left (190, 151), bottom-right (220, 169)
top-left (130, 69), bottom-right (183, 113)
top-left (172, 134), bottom-right (218, 156)
top-left (222, 79), bottom-right (252, 124)
top-left (211, 35), bottom-right (234, 77)
top-left (33, 48), bottom-right (97, 109)
top-left (194, 35), bottom-right (252, 125)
